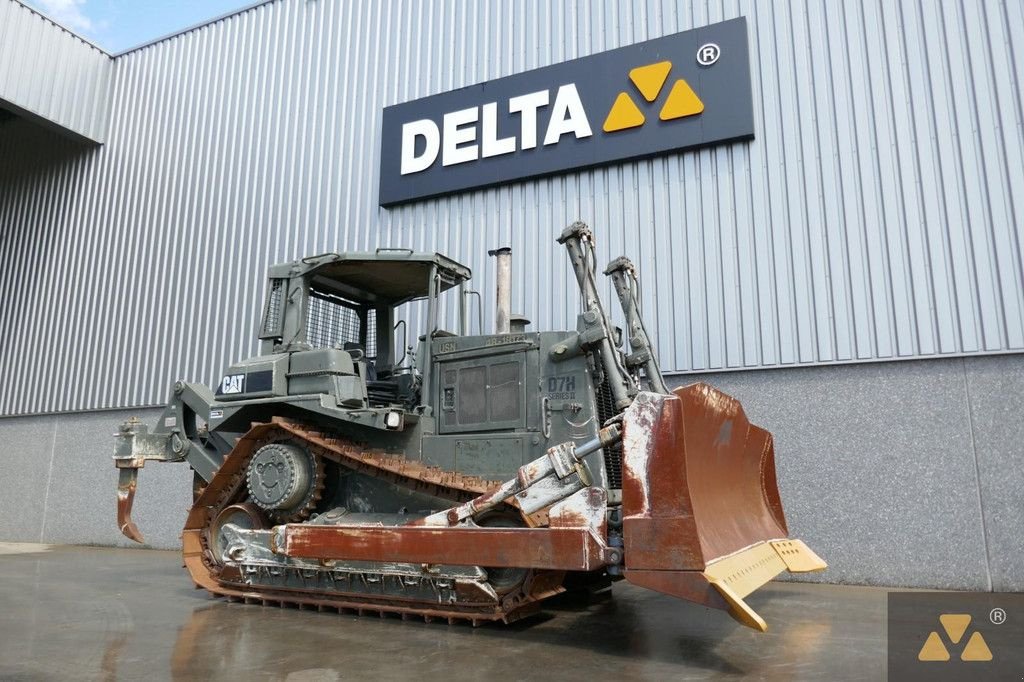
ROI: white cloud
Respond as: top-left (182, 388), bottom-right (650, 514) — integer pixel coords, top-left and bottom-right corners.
top-left (34, 0), bottom-right (94, 34)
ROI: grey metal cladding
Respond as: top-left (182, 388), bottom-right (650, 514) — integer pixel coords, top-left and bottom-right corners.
top-left (0, 0), bottom-right (1023, 417)
top-left (0, 1), bottom-right (112, 143)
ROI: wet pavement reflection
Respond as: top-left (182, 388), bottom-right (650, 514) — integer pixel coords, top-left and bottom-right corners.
top-left (0, 545), bottom-right (887, 680)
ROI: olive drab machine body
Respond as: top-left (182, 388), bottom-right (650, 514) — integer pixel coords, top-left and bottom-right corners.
top-left (114, 222), bottom-right (825, 631)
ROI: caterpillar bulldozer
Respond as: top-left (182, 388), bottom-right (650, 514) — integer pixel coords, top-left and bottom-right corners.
top-left (114, 222), bottom-right (824, 631)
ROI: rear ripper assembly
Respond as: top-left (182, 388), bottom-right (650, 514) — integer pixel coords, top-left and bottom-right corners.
top-left (115, 222), bottom-right (825, 631)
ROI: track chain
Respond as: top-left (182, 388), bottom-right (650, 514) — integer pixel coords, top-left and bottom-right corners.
top-left (183, 417), bottom-right (564, 624)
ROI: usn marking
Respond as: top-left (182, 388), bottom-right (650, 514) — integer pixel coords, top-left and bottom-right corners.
top-left (486, 335), bottom-right (527, 346)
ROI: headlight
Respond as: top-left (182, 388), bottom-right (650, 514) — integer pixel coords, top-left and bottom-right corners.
top-left (384, 411), bottom-right (402, 429)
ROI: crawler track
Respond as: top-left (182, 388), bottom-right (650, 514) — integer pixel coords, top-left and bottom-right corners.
top-left (182, 418), bottom-right (566, 624)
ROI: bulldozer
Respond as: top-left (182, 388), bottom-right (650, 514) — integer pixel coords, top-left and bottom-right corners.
top-left (114, 222), bottom-right (824, 631)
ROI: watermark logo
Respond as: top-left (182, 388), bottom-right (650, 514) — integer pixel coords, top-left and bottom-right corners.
top-left (917, 614), bottom-right (992, 662)
top-left (888, 592), bottom-right (1019, 681)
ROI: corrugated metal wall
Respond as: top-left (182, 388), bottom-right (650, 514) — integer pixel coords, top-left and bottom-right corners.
top-left (1, 0), bottom-right (1022, 416)
top-left (0, 0), bottom-right (111, 142)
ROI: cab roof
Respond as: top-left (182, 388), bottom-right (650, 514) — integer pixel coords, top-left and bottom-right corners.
top-left (269, 250), bottom-right (472, 306)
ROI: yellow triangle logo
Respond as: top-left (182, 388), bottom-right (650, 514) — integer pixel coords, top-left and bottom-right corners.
top-left (939, 614), bottom-right (971, 644)
top-left (629, 61), bottom-right (671, 102)
top-left (960, 632), bottom-right (993, 661)
top-left (659, 79), bottom-right (704, 120)
top-left (604, 62), bottom-right (704, 133)
top-left (918, 614), bottom-right (994, 663)
top-left (918, 631), bottom-right (950, 661)
top-left (603, 93), bottom-right (645, 132)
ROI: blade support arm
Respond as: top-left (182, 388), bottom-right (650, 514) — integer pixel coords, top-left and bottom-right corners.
top-left (419, 423), bottom-right (622, 526)
top-left (274, 525), bottom-right (615, 571)
top-left (274, 487), bottom-right (618, 571)
top-left (603, 256), bottom-right (669, 395)
top-left (557, 221), bottom-right (637, 411)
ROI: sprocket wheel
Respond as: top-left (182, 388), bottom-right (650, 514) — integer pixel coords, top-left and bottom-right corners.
top-left (245, 441), bottom-right (324, 522)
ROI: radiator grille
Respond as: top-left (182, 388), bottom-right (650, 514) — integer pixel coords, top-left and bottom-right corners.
top-left (488, 362), bottom-right (521, 422)
top-left (456, 366), bottom-right (487, 424)
top-left (593, 366), bottom-right (623, 489)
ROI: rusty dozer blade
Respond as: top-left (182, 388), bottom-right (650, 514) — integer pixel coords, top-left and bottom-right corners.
top-left (621, 385), bottom-right (825, 631)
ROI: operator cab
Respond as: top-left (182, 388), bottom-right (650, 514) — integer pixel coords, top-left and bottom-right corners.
top-left (257, 249), bottom-right (472, 409)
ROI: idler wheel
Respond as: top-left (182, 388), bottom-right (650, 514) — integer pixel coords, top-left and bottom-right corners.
top-left (210, 503), bottom-right (266, 564)
top-left (477, 512), bottom-right (530, 595)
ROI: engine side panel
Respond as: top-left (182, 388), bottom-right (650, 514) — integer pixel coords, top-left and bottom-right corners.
top-left (422, 331), bottom-right (607, 485)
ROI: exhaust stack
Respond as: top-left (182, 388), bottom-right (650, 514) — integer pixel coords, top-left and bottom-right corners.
top-left (489, 247), bottom-right (512, 334)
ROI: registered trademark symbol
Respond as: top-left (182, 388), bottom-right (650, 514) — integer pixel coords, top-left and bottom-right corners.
top-left (697, 43), bottom-right (720, 66)
top-left (990, 607), bottom-right (1006, 625)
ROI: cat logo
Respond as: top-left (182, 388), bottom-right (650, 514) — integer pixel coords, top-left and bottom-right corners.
top-left (918, 614), bottom-right (993, 662)
top-left (220, 374), bottom-right (244, 395)
top-left (603, 61), bottom-right (704, 133)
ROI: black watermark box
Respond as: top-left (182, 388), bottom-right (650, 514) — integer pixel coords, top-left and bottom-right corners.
top-left (888, 591), bottom-right (1022, 681)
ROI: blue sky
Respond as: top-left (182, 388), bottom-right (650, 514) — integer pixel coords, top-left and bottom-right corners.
top-left (24, 0), bottom-right (257, 53)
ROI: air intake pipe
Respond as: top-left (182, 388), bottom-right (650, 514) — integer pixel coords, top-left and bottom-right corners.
top-left (488, 247), bottom-right (512, 334)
